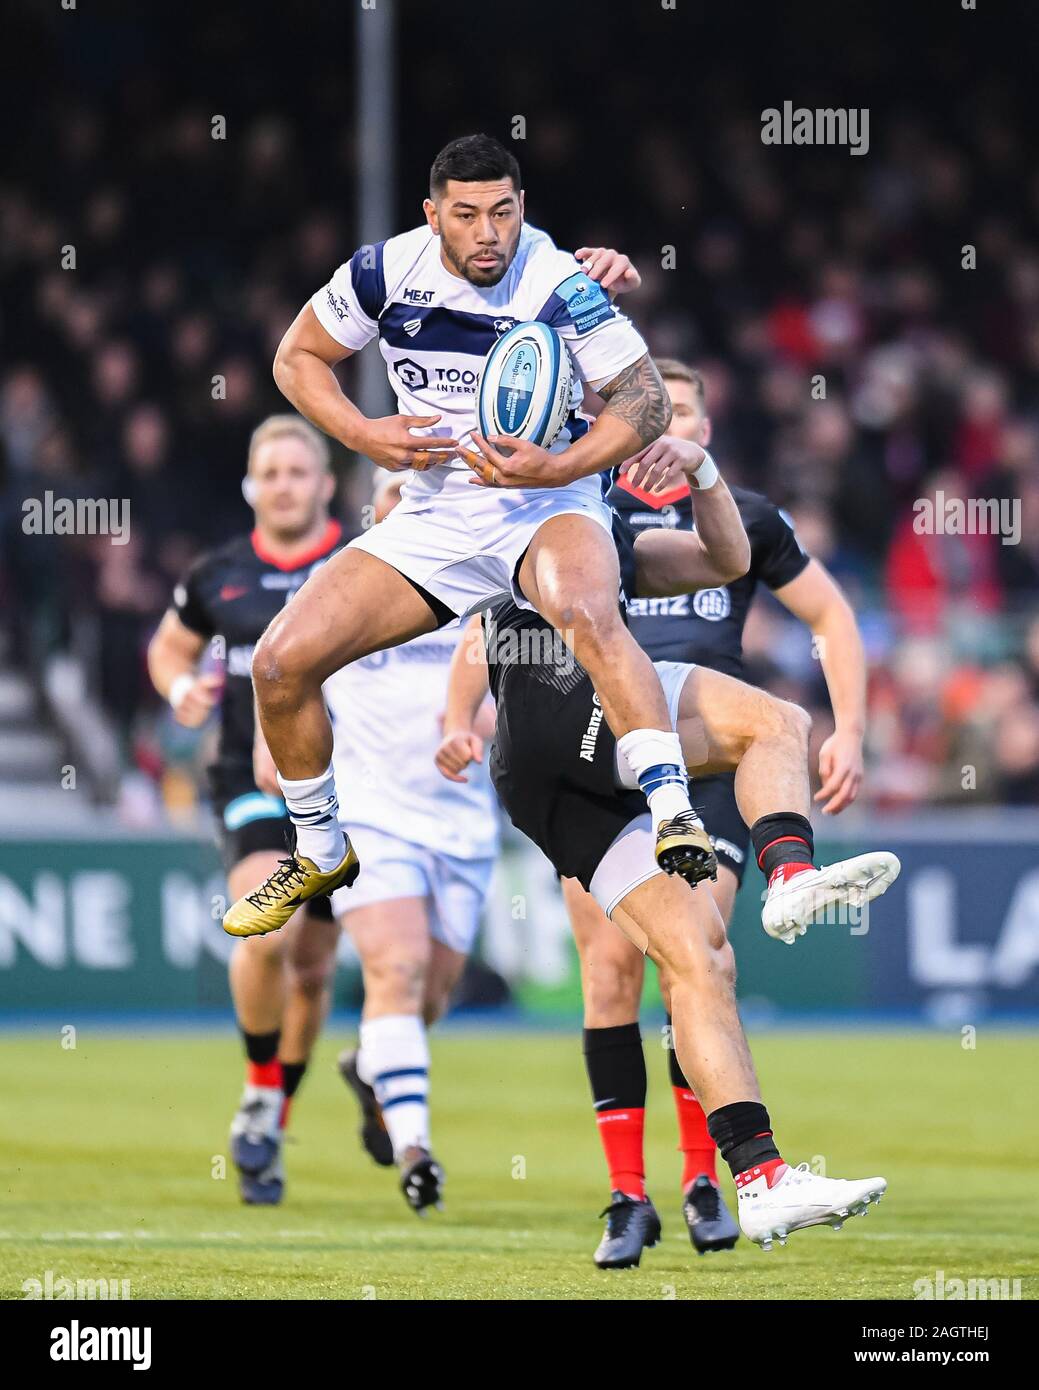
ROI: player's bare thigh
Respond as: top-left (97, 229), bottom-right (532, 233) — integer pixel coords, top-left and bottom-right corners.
top-left (611, 871), bottom-right (732, 988)
top-left (651, 866), bottom-right (739, 1014)
top-left (578, 862), bottom-right (738, 1015)
top-left (675, 666), bottom-right (797, 775)
top-left (337, 896), bottom-right (433, 1015)
top-left (515, 512), bottom-right (622, 631)
top-left (256, 545), bottom-right (438, 685)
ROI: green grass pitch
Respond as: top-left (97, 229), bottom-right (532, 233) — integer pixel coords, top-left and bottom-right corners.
top-left (2, 1029), bottom-right (1036, 1300)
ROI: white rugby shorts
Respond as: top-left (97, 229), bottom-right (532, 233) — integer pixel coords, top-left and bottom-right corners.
top-left (348, 469), bottom-right (613, 618)
top-left (330, 822), bottom-right (495, 956)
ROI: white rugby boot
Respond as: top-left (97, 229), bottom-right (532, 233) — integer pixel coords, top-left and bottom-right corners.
top-left (230, 1084), bottom-right (283, 1177)
top-left (737, 1161), bottom-right (887, 1250)
top-left (761, 851), bottom-right (901, 945)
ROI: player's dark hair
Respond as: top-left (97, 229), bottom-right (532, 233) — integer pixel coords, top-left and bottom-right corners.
top-left (655, 357), bottom-right (706, 409)
top-left (430, 134), bottom-right (521, 197)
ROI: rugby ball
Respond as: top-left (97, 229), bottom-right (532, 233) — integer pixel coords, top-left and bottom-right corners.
top-left (477, 321), bottom-right (574, 449)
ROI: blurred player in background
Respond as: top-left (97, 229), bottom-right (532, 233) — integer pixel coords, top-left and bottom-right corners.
top-left (437, 444), bottom-right (897, 1264)
top-left (563, 355), bottom-right (869, 1262)
top-left (148, 415), bottom-right (343, 1204)
top-left (222, 133), bottom-right (716, 943)
top-left (324, 473), bottom-right (499, 1214)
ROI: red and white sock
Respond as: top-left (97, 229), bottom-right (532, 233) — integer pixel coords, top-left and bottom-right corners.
top-left (246, 1058), bottom-right (282, 1090)
top-left (766, 862), bottom-right (816, 892)
top-left (734, 1157), bottom-right (788, 1191)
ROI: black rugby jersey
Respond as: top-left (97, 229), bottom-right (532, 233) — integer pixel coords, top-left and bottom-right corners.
top-left (172, 520), bottom-right (344, 798)
top-left (609, 475), bottom-right (809, 677)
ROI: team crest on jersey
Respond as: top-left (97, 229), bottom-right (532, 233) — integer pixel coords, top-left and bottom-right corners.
top-left (493, 318), bottom-right (516, 336)
top-left (693, 587), bottom-right (731, 621)
top-left (403, 317), bottom-right (423, 337)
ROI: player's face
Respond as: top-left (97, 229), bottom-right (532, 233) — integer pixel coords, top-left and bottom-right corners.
top-left (665, 379), bottom-right (711, 446)
top-left (248, 438), bottom-right (333, 540)
top-left (424, 181), bottom-right (524, 287)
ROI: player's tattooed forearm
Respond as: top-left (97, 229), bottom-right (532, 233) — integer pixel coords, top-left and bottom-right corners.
top-left (598, 355), bottom-right (672, 446)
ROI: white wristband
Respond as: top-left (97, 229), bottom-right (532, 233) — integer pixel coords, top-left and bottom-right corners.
top-left (690, 449), bottom-right (720, 490)
top-left (169, 673), bottom-right (195, 712)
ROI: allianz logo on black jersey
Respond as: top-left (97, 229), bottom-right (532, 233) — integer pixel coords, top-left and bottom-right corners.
top-left (627, 589), bottom-right (731, 622)
top-left (259, 563), bottom-right (331, 592)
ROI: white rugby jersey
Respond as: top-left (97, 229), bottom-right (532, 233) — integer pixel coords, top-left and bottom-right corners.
top-left (311, 222), bottom-right (648, 473)
top-left (324, 623), bottom-right (499, 863)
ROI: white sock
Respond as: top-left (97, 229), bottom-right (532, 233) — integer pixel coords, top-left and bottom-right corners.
top-left (616, 728), bottom-right (693, 827)
top-left (357, 1013), bottom-right (430, 1160)
top-left (277, 765), bottom-right (346, 871)
top-left (614, 745), bottom-right (638, 789)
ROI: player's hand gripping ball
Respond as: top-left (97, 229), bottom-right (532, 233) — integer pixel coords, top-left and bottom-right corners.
top-left (467, 322), bottom-right (574, 483)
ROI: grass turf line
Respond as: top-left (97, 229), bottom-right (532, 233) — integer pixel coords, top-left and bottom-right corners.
top-left (1, 1031), bottom-right (1036, 1300)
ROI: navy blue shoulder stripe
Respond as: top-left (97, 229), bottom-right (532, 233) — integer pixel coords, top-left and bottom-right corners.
top-left (350, 242), bottom-right (387, 320)
top-left (534, 289), bottom-right (571, 331)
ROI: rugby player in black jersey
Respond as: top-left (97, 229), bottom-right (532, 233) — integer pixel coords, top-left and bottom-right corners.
top-left (439, 434), bottom-right (898, 1267)
top-left (147, 415), bottom-right (345, 1204)
top-left (564, 358), bottom-right (871, 1261)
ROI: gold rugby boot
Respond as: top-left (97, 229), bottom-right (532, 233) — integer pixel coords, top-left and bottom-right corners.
top-left (223, 844), bottom-right (359, 937)
top-left (654, 811), bottom-right (718, 886)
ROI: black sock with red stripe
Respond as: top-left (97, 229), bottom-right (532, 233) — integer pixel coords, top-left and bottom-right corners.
top-left (751, 813), bottom-right (815, 880)
top-left (707, 1101), bottom-right (782, 1179)
top-left (242, 1029), bottom-right (282, 1088)
top-left (583, 1024), bottom-right (647, 1200)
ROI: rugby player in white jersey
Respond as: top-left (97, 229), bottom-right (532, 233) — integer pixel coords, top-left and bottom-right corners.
top-left (222, 134), bottom-right (712, 939)
top-left (324, 472), bottom-right (500, 1213)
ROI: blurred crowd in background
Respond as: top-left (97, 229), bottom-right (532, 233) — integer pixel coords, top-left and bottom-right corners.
top-left (1, 0), bottom-right (1037, 817)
